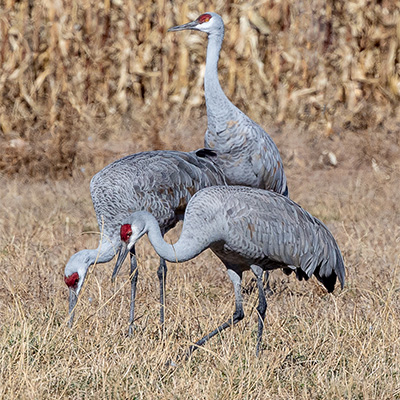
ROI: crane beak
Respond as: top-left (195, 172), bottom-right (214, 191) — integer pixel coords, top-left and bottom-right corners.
top-left (111, 242), bottom-right (130, 283)
top-left (168, 21), bottom-right (198, 32)
top-left (68, 288), bottom-right (78, 328)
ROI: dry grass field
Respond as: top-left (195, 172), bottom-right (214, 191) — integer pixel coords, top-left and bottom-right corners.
top-left (1, 121), bottom-right (399, 399)
top-left (1, 0), bottom-right (400, 399)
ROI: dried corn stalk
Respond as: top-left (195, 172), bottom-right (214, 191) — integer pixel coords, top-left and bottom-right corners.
top-left (0, 0), bottom-right (399, 176)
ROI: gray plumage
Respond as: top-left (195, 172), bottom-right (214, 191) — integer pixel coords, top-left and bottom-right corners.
top-left (168, 12), bottom-right (288, 195)
top-left (116, 186), bottom-right (345, 356)
top-left (64, 149), bottom-right (226, 332)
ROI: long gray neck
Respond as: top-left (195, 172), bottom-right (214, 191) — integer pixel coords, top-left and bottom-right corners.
top-left (204, 31), bottom-right (233, 133)
top-left (87, 239), bottom-right (117, 266)
top-left (66, 239), bottom-right (118, 296)
top-left (145, 214), bottom-right (206, 263)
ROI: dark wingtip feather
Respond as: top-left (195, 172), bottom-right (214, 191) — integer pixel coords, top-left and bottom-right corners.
top-left (295, 268), bottom-right (309, 282)
top-left (322, 273), bottom-right (337, 293)
top-left (196, 148), bottom-right (217, 158)
top-left (312, 265), bottom-right (337, 293)
top-left (314, 250), bottom-right (345, 293)
top-left (282, 185), bottom-right (289, 198)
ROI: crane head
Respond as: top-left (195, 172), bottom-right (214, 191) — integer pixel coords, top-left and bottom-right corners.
top-left (112, 213), bottom-right (149, 282)
top-left (168, 12), bottom-right (224, 36)
top-left (111, 224), bottom-right (134, 281)
top-left (64, 271), bottom-right (80, 328)
top-left (64, 251), bottom-right (91, 296)
top-left (64, 250), bottom-right (93, 326)
top-left (120, 224), bottom-right (133, 242)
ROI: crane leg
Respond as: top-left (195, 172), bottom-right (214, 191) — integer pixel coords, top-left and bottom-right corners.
top-left (186, 269), bottom-right (244, 358)
top-left (128, 245), bottom-right (139, 337)
top-left (157, 257), bottom-right (167, 326)
top-left (263, 271), bottom-right (273, 296)
top-left (251, 265), bottom-right (267, 356)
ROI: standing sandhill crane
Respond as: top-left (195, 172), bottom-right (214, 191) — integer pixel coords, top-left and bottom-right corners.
top-left (64, 149), bottom-right (226, 334)
top-left (115, 186), bottom-right (345, 356)
top-left (169, 12), bottom-right (289, 292)
top-left (168, 13), bottom-right (289, 196)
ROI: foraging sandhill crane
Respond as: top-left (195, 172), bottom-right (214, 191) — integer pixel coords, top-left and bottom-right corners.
top-left (115, 186), bottom-right (345, 356)
top-left (168, 12), bottom-right (289, 196)
top-left (64, 149), bottom-right (226, 334)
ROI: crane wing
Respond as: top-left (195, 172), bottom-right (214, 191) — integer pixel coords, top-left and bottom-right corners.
top-left (219, 187), bottom-right (344, 291)
top-left (246, 122), bottom-right (288, 195)
top-left (89, 150), bottom-right (226, 240)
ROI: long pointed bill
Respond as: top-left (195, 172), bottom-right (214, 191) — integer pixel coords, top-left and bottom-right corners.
top-left (68, 288), bottom-right (78, 328)
top-left (168, 21), bottom-right (198, 32)
top-left (111, 242), bottom-right (130, 282)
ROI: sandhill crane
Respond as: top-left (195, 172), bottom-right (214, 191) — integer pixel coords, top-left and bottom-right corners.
top-left (115, 186), bottom-right (345, 356)
top-left (168, 13), bottom-right (289, 196)
top-left (64, 149), bottom-right (226, 334)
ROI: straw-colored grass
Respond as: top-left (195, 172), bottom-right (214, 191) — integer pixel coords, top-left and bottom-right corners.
top-left (1, 0), bottom-right (400, 398)
top-left (1, 124), bottom-right (399, 398)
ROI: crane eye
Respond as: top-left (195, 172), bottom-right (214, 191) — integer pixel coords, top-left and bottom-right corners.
top-left (198, 14), bottom-right (212, 24)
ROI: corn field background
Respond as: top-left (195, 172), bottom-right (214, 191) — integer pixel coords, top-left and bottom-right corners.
top-left (0, 0), bottom-right (399, 176)
top-left (0, 0), bottom-right (400, 398)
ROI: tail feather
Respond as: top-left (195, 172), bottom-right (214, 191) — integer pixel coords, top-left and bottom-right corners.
top-left (314, 265), bottom-right (338, 293)
top-left (314, 246), bottom-right (345, 292)
top-left (334, 247), bottom-right (345, 289)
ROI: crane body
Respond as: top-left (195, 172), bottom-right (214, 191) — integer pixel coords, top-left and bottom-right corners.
top-left (64, 149), bottom-right (226, 333)
top-left (116, 186), bottom-right (345, 356)
top-left (168, 13), bottom-right (288, 195)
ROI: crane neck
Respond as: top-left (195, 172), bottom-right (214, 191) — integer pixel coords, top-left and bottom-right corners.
top-left (65, 238), bottom-right (118, 296)
top-left (91, 239), bottom-right (117, 265)
top-left (66, 239), bottom-right (117, 273)
top-left (204, 31), bottom-right (233, 132)
top-left (204, 32), bottom-right (224, 88)
top-left (144, 213), bottom-right (206, 263)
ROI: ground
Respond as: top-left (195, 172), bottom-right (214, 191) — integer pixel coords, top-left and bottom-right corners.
top-left (0, 116), bottom-right (399, 399)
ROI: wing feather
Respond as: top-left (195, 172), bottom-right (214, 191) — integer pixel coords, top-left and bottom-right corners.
top-left (194, 186), bottom-right (344, 291)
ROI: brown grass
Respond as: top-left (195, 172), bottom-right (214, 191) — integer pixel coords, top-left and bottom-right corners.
top-left (1, 123), bottom-right (400, 398)
top-left (1, 0), bottom-right (400, 398)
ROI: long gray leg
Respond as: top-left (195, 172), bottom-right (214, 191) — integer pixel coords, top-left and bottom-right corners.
top-left (128, 245), bottom-right (139, 336)
top-left (186, 269), bottom-right (244, 358)
top-left (157, 257), bottom-right (167, 326)
top-left (251, 265), bottom-right (267, 356)
top-left (263, 271), bottom-right (273, 296)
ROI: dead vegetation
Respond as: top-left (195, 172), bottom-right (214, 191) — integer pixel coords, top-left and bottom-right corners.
top-left (0, 0), bottom-right (399, 177)
top-left (0, 1), bottom-right (400, 398)
top-left (0, 138), bottom-right (399, 398)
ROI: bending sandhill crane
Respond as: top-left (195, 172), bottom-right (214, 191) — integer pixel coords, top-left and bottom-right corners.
top-left (64, 149), bottom-right (226, 334)
top-left (115, 186), bottom-right (345, 356)
top-left (168, 13), bottom-right (288, 196)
